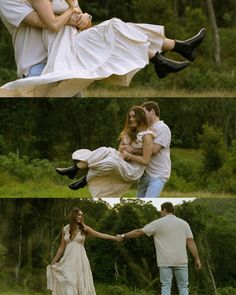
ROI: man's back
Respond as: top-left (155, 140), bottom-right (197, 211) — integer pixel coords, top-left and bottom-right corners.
top-left (0, 0), bottom-right (47, 77)
top-left (143, 214), bottom-right (193, 266)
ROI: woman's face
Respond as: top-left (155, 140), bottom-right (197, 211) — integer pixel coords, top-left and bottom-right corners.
top-left (76, 211), bottom-right (83, 223)
top-left (129, 110), bottom-right (137, 128)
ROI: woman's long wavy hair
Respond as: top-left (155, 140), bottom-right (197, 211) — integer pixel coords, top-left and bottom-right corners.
top-left (119, 106), bottom-right (148, 142)
top-left (69, 208), bottom-right (86, 240)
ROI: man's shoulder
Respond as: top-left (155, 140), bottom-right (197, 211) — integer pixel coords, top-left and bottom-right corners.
top-left (174, 216), bottom-right (190, 226)
top-left (153, 121), bottom-right (170, 132)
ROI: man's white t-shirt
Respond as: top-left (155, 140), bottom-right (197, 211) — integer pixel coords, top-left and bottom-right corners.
top-left (142, 214), bottom-right (193, 266)
top-left (0, 0), bottom-right (47, 77)
top-left (146, 120), bottom-right (171, 181)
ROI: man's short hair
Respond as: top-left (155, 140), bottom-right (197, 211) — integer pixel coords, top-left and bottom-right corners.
top-left (142, 101), bottom-right (160, 117)
top-left (161, 202), bottom-right (175, 213)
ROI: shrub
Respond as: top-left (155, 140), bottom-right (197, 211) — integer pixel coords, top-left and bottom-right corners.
top-left (0, 153), bottom-right (55, 181)
top-left (217, 287), bottom-right (236, 295)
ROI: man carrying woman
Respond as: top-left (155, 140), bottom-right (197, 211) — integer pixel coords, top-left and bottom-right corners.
top-left (0, 0), bottom-right (206, 96)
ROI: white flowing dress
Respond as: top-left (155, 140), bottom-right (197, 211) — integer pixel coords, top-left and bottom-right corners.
top-left (72, 130), bottom-right (155, 197)
top-left (47, 224), bottom-right (96, 295)
top-left (0, 0), bottom-right (165, 97)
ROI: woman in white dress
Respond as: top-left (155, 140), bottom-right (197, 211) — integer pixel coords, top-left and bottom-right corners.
top-left (0, 0), bottom-right (206, 97)
top-left (47, 207), bottom-right (120, 295)
top-left (56, 106), bottom-right (155, 197)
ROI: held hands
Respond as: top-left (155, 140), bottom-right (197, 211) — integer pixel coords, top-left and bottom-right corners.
top-left (68, 10), bottom-right (92, 31)
top-left (115, 234), bottom-right (124, 242)
top-left (68, 11), bottom-right (82, 27)
top-left (76, 13), bottom-right (92, 30)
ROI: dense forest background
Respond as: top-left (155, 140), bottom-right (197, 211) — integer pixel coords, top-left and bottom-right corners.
top-left (0, 97), bottom-right (236, 196)
top-left (0, 198), bottom-right (235, 295)
top-left (0, 0), bottom-right (236, 92)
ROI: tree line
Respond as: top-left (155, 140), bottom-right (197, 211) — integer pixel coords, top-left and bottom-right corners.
top-left (1, 97), bottom-right (236, 158)
top-left (0, 198), bottom-right (235, 294)
top-left (1, 97), bottom-right (236, 194)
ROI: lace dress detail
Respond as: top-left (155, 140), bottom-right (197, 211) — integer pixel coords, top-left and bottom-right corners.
top-left (52, 0), bottom-right (79, 14)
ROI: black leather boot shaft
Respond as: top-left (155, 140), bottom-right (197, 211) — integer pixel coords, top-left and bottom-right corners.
top-left (151, 52), bottom-right (190, 79)
top-left (69, 176), bottom-right (87, 190)
top-left (173, 28), bottom-right (206, 61)
top-left (55, 165), bottom-right (78, 179)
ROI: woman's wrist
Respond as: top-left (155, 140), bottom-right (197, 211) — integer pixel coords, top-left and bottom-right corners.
top-left (127, 153), bottom-right (132, 161)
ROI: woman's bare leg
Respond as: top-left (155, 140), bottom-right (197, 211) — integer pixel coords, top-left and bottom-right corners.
top-left (161, 38), bottom-right (175, 51)
top-left (76, 161), bottom-right (88, 169)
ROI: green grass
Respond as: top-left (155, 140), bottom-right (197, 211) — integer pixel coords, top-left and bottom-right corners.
top-left (1, 148), bottom-right (235, 198)
top-left (1, 177), bottom-right (234, 198)
top-left (0, 174), bottom-right (91, 198)
top-left (0, 293), bottom-right (49, 295)
top-left (83, 83), bottom-right (236, 98)
top-left (171, 147), bottom-right (202, 160)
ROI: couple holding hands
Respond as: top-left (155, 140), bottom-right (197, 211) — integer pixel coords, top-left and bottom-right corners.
top-left (47, 203), bottom-right (201, 295)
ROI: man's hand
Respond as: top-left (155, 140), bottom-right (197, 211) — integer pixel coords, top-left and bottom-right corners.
top-left (195, 258), bottom-right (202, 270)
top-left (115, 234), bottom-right (124, 242)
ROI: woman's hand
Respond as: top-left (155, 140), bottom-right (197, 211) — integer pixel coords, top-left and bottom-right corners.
top-left (72, 7), bottom-right (82, 14)
top-left (68, 12), bottom-right (81, 27)
top-left (121, 150), bottom-right (131, 161)
top-left (76, 13), bottom-right (92, 30)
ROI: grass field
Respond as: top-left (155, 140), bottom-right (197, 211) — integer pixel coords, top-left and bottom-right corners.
top-left (0, 148), bottom-right (235, 198)
top-left (0, 175), bottom-right (234, 198)
top-left (82, 84), bottom-right (236, 98)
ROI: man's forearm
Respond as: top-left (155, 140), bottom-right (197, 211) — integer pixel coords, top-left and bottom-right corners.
top-left (122, 229), bottom-right (145, 239)
top-left (23, 10), bottom-right (80, 29)
top-left (23, 11), bottom-right (47, 28)
top-left (187, 239), bottom-right (200, 260)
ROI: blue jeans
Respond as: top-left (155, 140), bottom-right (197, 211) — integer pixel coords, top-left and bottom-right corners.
top-left (159, 266), bottom-right (189, 295)
top-left (28, 62), bottom-right (46, 77)
top-left (137, 173), bottom-right (165, 198)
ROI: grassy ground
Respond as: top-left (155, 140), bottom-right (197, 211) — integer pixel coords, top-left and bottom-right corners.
top-left (0, 293), bottom-right (48, 295)
top-left (0, 148), bottom-right (235, 198)
top-left (0, 176), bottom-right (235, 198)
top-left (82, 84), bottom-right (236, 98)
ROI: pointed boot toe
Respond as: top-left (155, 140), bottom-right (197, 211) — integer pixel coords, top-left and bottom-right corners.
top-left (68, 176), bottom-right (87, 190)
top-left (151, 52), bottom-right (190, 79)
top-left (55, 165), bottom-right (78, 179)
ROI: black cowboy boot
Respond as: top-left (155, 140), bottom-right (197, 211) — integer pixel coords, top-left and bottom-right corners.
top-left (150, 52), bottom-right (190, 79)
top-left (172, 28), bottom-right (206, 61)
top-left (68, 176), bottom-right (87, 190)
top-left (55, 165), bottom-right (78, 179)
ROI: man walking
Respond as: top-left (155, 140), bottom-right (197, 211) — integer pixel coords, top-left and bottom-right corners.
top-left (137, 100), bottom-right (171, 197)
top-left (118, 202), bottom-right (201, 295)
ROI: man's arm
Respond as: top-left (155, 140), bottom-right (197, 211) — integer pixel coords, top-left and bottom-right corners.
top-left (187, 238), bottom-right (202, 270)
top-left (124, 142), bottom-right (162, 156)
top-left (118, 229), bottom-right (145, 240)
top-left (152, 143), bottom-right (162, 154)
top-left (23, 11), bottom-right (47, 27)
top-left (22, 9), bottom-right (82, 29)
